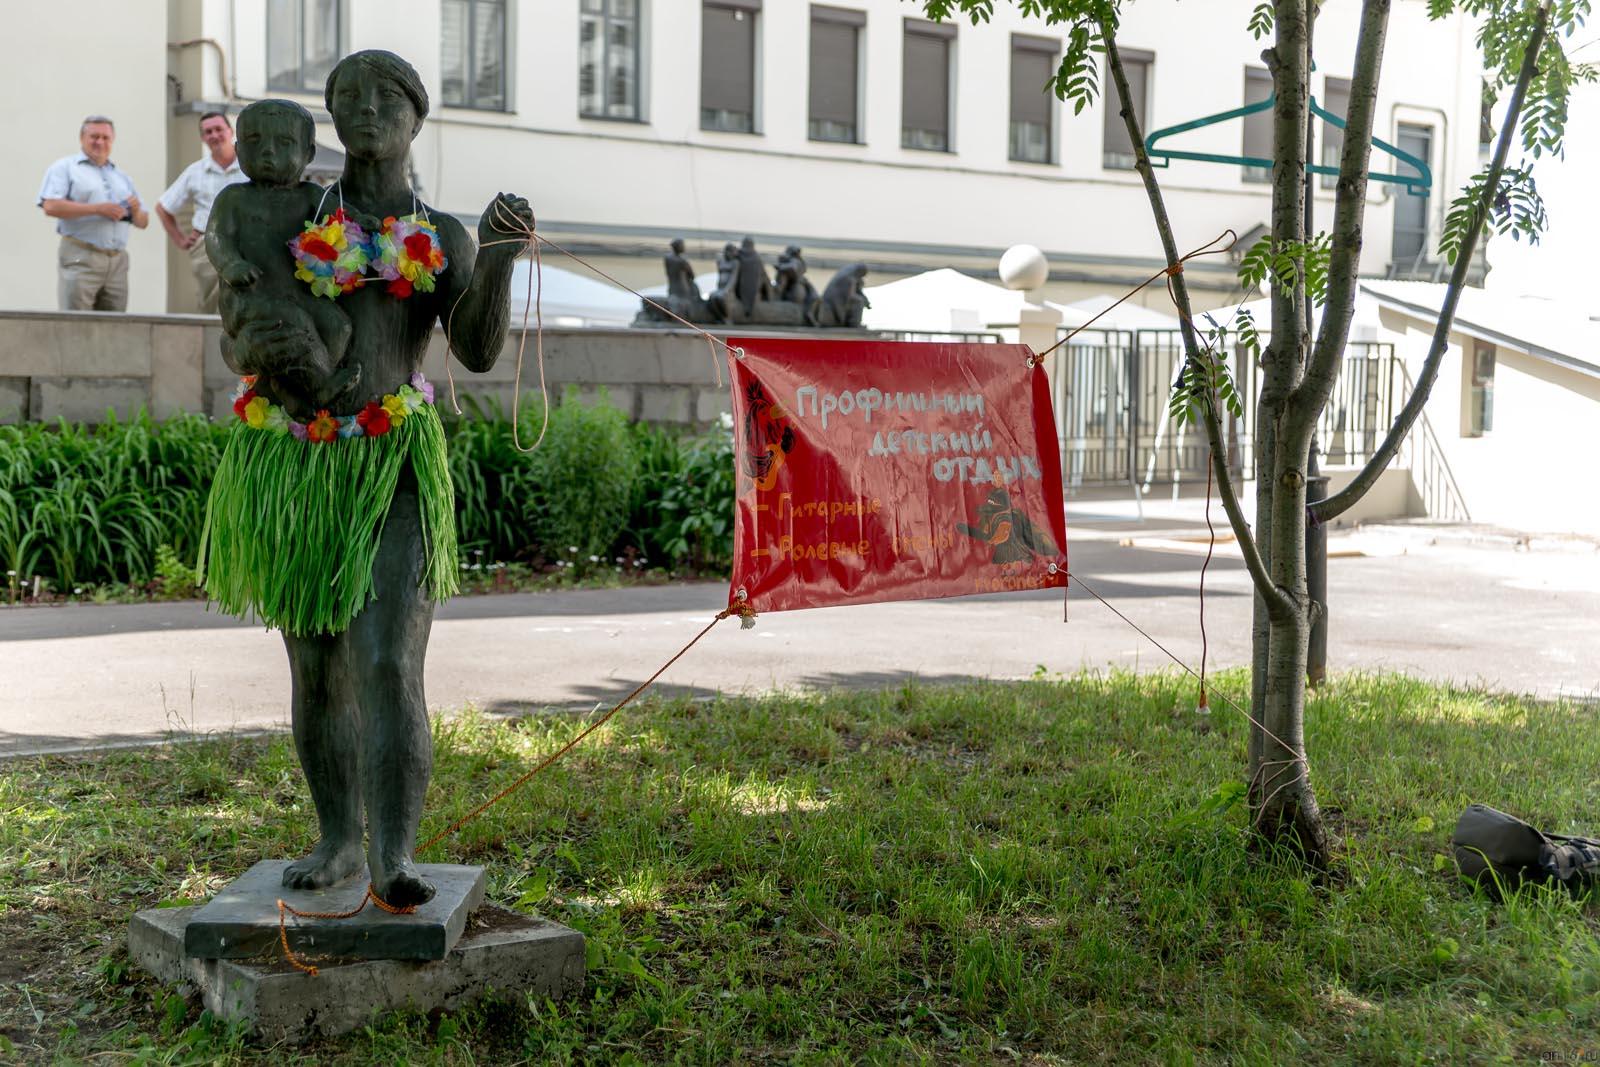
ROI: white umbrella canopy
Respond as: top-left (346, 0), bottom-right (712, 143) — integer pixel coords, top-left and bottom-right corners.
top-left (508, 260), bottom-right (640, 327)
top-left (860, 268), bottom-right (1030, 333)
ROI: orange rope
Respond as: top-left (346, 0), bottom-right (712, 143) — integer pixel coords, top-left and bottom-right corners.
top-left (272, 606), bottom-right (739, 975)
top-left (443, 202), bottom-right (731, 453)
top-left (267, 221), bottom-right (1259, 976)
top-left (417, 607), bottom-right (738, 853)
top-left (276, 884), bottom-right (417, 976)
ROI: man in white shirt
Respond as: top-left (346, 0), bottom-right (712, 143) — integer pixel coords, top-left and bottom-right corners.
top-left (156, 111), bottom-right (246, 312)
top-left (37, 115), bottom-right (148, 311)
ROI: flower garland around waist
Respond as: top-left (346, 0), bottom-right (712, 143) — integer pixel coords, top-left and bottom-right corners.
top-left (232, 373), bottom-right (437, 444)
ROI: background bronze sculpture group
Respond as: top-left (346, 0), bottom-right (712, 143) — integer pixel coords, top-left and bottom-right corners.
top-left (635, 236), bottom-right (870, 328)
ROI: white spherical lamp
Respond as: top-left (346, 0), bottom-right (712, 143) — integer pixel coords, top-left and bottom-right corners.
top-left (998, 244), bottom-right (1049, 291)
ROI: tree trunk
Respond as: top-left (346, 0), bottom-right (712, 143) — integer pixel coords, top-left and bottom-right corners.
top-left (1247, 0), bottom-right (1329, 864)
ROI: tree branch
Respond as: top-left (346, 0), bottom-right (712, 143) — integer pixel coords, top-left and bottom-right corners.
top-left (1103, 26), bottom-right (1288, 614)
top-left (1291, 0), bottom-right (1390, 426)
top-left (1313, 0), bottom-right (1551, 523)
top-left (1264, 0), bottom-right (1310, 410)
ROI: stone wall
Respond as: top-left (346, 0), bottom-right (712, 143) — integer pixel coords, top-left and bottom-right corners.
top-left (0, 310), bottom-right (763, 427)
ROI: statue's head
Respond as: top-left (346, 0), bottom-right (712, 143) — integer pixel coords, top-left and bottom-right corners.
top-left (740, 236), bottom-right (756, 252)
top-left (723, 242), bottom-right (738, 257)
top-left (235, 100), bottom-right (315, 186)
top-left (784, 245), bottom-right (801, 257)
top-left (325, 50), bottom-right (428, 162)
top-left (670, 238), bottom-right (685, 254)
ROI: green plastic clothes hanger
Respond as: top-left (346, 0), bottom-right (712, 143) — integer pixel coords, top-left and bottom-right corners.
top-left (1143, 94), bottom-right (1432, 195)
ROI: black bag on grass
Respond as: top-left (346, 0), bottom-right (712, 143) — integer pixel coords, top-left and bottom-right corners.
top-left (1452, 804), bottom-right (1600, 898)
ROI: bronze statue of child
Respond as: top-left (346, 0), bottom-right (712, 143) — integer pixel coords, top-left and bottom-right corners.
top-left (207, 99), bottom-right (360, 414)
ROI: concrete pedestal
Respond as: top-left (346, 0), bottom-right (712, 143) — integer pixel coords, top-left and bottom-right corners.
top-left (131, 903), bottom-right (584, 1043)
top-left (183, 861), bottom-right (484, 961)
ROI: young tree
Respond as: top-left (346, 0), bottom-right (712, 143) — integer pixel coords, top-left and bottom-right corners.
top-left (924, 0), bottom-right (1587, 865)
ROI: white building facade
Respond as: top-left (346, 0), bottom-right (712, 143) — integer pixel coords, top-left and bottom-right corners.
top-left (4, 0), bottom-right (1485, 316)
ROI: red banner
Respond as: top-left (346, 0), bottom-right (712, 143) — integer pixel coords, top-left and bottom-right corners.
top-left (727, 337), bottom-right (1067, 614)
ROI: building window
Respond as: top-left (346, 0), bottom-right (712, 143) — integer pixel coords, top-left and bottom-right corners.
top-left (442, 0), bottom-right (508, 110)
top-left (1102, 47), bottom-right (1151, 170)
top-left (1242, 67), bottom-right (1273, 184)
top-left (902, 19), bottom-right (954, 151)
top-left (702, 1), bottom-right (759, 133)
top-left (580, 0), bottom-right (641, 120)
top-left (1466, 342), bottom-right (1495, 437)
top-left (1319, 76), bottom-right (1350, 189)
top-left (267, 0), bottom-right (341, 93)
top-left (1009, 35), bottom-right (1056, 164)
top-left (809, 7), bottom-right (864, 143)
top-left (1392, 123), bottom-right (1433, 271)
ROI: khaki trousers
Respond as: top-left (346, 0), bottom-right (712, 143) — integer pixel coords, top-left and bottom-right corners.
top-left (190, 234), bottom-right (221, 313)
top-left (58, 237), bottom-right (129, 311)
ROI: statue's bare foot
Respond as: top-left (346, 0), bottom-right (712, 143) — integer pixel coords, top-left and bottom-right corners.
top-left (370, 853), bottom-right (436, 909)
top-left (282, 839), bottom-right (365, 890)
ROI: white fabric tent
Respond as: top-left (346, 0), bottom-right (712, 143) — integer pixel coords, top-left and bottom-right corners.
top-left (860, 268), bottom-right (1031, 333)
top-left (861, 268), bottom-right (1187, 335)
top-left (508, 260), bottom-right (639, 327)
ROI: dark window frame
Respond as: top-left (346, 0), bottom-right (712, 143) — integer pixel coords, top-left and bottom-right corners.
top-left (442, 0), bottom-right (510, 112)
top-left (808, 6), bottom-right (866, 144)
top-left (1319, 76), bottom-right (1350, 190)
top-left (1102, 46), bottom-right (1152, 171)
top-left (701, 0), bottom-right (762, 134)
top-left (266, 0), bottom-right (343, 94)
top-left (1391, 121), bottom-right (1434, 272)
top-left (580, 0), bottom-right (643, 122)
top-left (1466, 341), bottom-right (1495, 437)
top-left (1241, 66), bottom-right (1273, 184)
top-left (1009, 33), bottom-right (1057, 165)
top-left (901, 18), bottom-right (955, 152)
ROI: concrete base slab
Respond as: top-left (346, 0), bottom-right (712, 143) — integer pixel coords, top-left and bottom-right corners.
top-left (183, 860), bottom-right (485, 961)
top-left (131, 904), bottom-right (584, 1043)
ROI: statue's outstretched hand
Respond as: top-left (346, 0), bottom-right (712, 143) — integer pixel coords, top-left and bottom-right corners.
top-left (478, 192), bottom-right (534, 247)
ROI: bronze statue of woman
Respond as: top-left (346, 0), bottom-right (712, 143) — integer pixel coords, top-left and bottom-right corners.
top-left (200, 51), bottom-right (532, 907)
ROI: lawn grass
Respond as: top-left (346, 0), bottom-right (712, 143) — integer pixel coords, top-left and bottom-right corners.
top-left (2, 672), bottom-right (1599, 1064)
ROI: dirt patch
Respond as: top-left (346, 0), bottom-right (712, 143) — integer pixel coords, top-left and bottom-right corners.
top-left (0, 912), bottom-right (58, 986)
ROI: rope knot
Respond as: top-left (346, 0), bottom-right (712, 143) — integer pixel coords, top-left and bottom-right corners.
top-left (1165, 261), bottom-right (1185, 277)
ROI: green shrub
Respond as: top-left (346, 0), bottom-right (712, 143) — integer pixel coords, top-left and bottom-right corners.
top-left (4, 393), bottom-right (731, 593)
top-left (445, 394), bottom-right (538, 562)
top-left (525, 387), bottom-right (638, 573)
top-left (628, 419), bottom-right (735, 574)
top-left (154, 543), bottom-right (202, 599)
top-left (0, 412), bottom-right (227, 591)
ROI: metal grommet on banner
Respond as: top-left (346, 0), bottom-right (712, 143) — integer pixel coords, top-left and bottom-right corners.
top-left (1046, 562), bottom-right (1059, 576)
top-left (733, 346), bottom-right (747, 361)
top-left (733, 586), bottom-right (756, 629)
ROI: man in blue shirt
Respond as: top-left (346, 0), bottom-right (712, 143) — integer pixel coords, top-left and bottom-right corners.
top-left (37, 116), bottom-right (149, 311)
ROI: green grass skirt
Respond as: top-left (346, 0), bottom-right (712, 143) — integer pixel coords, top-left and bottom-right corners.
top-left (198, 404), bottom-right (459, 636)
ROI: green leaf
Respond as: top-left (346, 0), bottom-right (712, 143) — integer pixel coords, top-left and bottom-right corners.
top-left (1429, 937), bottom-right (1460, 965)
top-left (1247, 3), bottom-right (1273, 39)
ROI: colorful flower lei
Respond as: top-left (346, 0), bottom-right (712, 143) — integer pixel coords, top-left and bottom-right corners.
top-left (231, 373), bottom-right (436, 443)
top-left (373, 214), bottom-right (448, 299)
top-left (288, 208), bottom-right (371, 299)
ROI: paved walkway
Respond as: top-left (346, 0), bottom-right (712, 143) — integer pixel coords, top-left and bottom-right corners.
top-left (4, 513), bottom-right (1598, 757)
